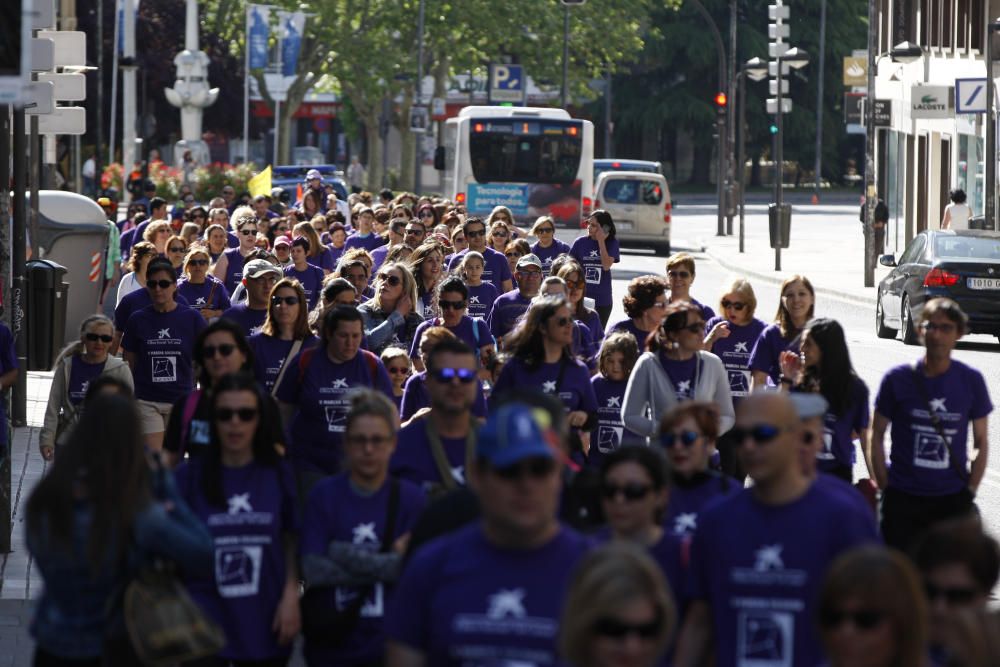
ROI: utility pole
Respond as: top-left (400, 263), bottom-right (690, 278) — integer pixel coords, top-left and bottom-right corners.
top-left (414, 0), bottom-right (425, 194)
top-left (864, 0), bottom-right (877, 287)
top-left (122, 0), bottom-right (137, 190)
top-left (726, 0), bottom-right (737, 235)
top-left (813, 0), bottom-right (827, 203)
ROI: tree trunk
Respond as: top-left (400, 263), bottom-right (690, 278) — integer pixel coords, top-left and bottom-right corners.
top-left (362, 111), bottom-right (383, 191)
top-left (397, 89), bottom-right (415, 192)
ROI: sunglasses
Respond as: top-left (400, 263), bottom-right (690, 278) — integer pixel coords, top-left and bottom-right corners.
top-left (924, 582), bottom-right (978, 605)
top-left (202, 343), bottom-right (237, 359)
top-left (215, 407), bottom-right (258, 422)
top-left (730, 423), bottom-right (784, 445)
top-left (492, 230), bottom-right (509, 237)
top-left (405, 228), bottom-right (425, 236)
top-left (156, 229), bottom-right (171, 235)
top-left (660, 430), bottom-right (700, 449)
top-left (419, 210), bottom-right (435, 217)
top-left (271, 295), bottom-right (300, 306)
top-left (819, 609), bottom-right (886, 631)
top-left (146, 279), bottom-right (174, 290)
top-left (188, 258), bottom-right (210, 267)
top-left (439, 299), bottom-right (466, 311)
top-left (506, 252), bottom-right (523, 259)
top-left (168, 246), bottom-right (186, 253)
top-left (680, 322), bottom-right (705, 334)
top-left (565, 280), bottom-right (585, 290)
top-left (492, 457), bottom-right (556, 481)
top-left (721, 300), bottom-right (747, 311)
top-left (593, 616), bottom-right (661, 641)
top-left (453, 236), bottom-right (466, 243)
top-left (667, 270), bottom-right (692, 279)
top-left (239, 228), bottom-right (257, 236)
top-left (84, 333), bottom-right (114, 343)
top-left (536, 227), bottom-right (555, 234)
top-left (378, 274), bottom-right (402, 287)
top-left (429, 367), bottom-right (477, 384)
top-left (467, 229), bottom-right (486, 238)
top-left (601, 482), bottom-right (653, 501)
top-left (387, 365), bottom-right (410, 375)
top-left (550, 316), bottom-right (572, 327)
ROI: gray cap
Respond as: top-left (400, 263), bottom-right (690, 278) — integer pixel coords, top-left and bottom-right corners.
top-left (789, 392), bottom-right (828, 420)
top-left (516, 253), bottom-right (542, 270)
top-left (243, 258), bottom-right (281, 279)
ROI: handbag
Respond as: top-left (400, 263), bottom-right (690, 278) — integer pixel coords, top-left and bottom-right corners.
top-left (300, 478), bottom-right (401, 647)
top-left (123, 561), bottom-right (226, 666)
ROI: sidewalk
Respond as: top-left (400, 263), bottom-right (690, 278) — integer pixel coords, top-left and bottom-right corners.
top-left (678, 196), bottom-right (895, 306)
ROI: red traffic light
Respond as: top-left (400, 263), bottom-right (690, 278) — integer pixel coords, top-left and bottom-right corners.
top-left (714, 92), bottom-right (728, 107)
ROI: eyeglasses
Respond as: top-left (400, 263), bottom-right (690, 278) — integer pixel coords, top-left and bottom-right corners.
top-left (667, 270), bottom-right (691, 279)
top-left (536, 227), bottom-right (555, 234)
top-left (920, 322), bottom-right (957, 333)
top-left (202, 343), bottom-right (237, 359)
top-left (439, 299), bottom-right (467, 311)
top-left (592, 616), bottom-right (661, 641)
top-left (84, 333), bottom-right (114, 343)
top-left (405, 227), bottom-right (425, 236)
top-left (239, 228), bottom-right (257, 236)
top-left (819, 609), bottom-right (886, 631)
top-left (377, 274), bottom-right (402, 287)
top-left (189, 259), bottom-right (209, 267)
top-left (419, 210), bottom-right (435, 218)
top-left (387, 365), bottom-right (410, 375)
top-left (730, 423), bottom-right (784, 445)
top-left (492, 230), bottom-right (509, 237)
top-left (168, 246), bottom-right (186, 253)
top-left (429, 367), bottom-right (477, 384)
top-left (271, 295), bottom-right (300, 307)
top-left (660, 430), bottom-right (700, 449)
top-left (681, 322), bottom-right (705, 334)
top-left (601, 482), bottom-right (653, 501)
top-left (215, 407), bottom-right (258, 422)
top-left (924, 582), bottom-right (978, 605)
top-left (492, 457), bottom-right (556, 481)
top-left (466, 229), bottom-right (486, 238)
top-left (146, 279), bottom-right (174, 290)
top-left (518, 269), bottom-right (542, 278)
top-left (721, 300), bottom-right (747, 311)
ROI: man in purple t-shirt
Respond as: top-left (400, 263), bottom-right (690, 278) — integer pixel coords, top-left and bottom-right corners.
top-left (871, 298), bottom-right (991, 551)
top-left (385, 403), bottom-right (589, 666)
top-left (221, 259), bottom-right (280, 337)
top-left (446, 217), bottom-right (514, 293)
top-left (488, 253), bottom-right (543, 344)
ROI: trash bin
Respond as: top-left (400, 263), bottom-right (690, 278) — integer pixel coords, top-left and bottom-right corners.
top-left (26, 259), bottom-right (69, 371)
top-left (768, 203), bottom-right (792, 249)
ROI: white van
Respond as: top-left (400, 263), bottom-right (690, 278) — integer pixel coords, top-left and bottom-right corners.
top-left (593, 171), bottom-right (672, 255)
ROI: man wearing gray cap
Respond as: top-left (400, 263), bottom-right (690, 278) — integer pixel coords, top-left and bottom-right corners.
top-left (221, 258), bottom-right (282, 336)
top-left (487, 253), bottom-right (544, 344)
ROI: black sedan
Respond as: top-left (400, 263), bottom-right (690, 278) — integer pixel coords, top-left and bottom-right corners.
top-left (875, 230), bottom-right (1000, 345)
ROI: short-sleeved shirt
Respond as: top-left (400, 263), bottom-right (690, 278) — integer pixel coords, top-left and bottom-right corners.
top-left (589, 375), bottom-right (630, 467)
top-left (122, 304), bottom-right (206, 404)
top-left (874, 360), bottom-right (992, 496)
top-left (248, 333), bottom-right (319, 393)
top-left (284, 263), bottom-right (326, 309)
top-left (569, 236), bottom-right (620, 307)
top-left (220, 304), bottom-right (269, 337)
top-left (663, 471), bottom-right (741, 538)
top-left (220, 247), bottom-right (250, 295)
top-left (68, 356), bottom-right (106, 406)
top-left (114, 289), bottom-right (190, 331)
top-left (706, 316), bottom-right (767, 400)
top-left (390, 420), bottom-right (474, 493)
top-left (530, 239), bottom-right (571, 276)
top-left (487, 290), bottom-right (532, 340)
top-left (176, 276), bottom-right (231, 314)
top-left (492, 357), bottom-right (597, 416)
top-left (748, 323), bottom-right (799, 386)
top-left (812, 377), bottom-right (870, 472)
top-left (409, 316), bottom-right (494, 360)
top-left (466, 282), bottom-right (500, 322)
top-left (343, 232), bottom-right (386, 254)
top-left (447, 247), bottom-right (512, 290)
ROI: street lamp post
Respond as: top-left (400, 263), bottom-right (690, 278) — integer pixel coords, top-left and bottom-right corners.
top-left (740, 57), bottom-right (769, 254)
top-left (772, 47), bottom-right (809, 272)
top-left (986, 20), bottom-right (1000, 231)
top-left (562, 5), bottom-right (570, 108)
top-left (414, 0), bottom-right (426, 195)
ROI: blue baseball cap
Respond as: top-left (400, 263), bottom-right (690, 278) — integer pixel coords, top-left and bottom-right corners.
top-left (477, 403), bottom-right (554, 469)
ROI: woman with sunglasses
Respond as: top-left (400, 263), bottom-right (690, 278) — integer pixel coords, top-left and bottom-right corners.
top-left (408, 275), bottom-right (496, 373)
top-left (284, 237), bottom-right (326, 310)
top-left (818, 545), bottom-right (930, 667)
top-left (622, 302), bottom-right (734, 445)
top-left (486, 205), bottom-right (516, 231)
top-left (560, 543), bottom-right (676, 667)
top-left (556, 259), bottom-right (606, 347)
top-left (358, 262), bottom-right (422, 355)
top-left (268, 217), bottom-right (292, 245)
top-left (749, 274), bottom-right (815, 390)
top-left (212, 206), bottom-right (261, 295)
top-left (381, 347), bottom-right (412, 411)
top-left (163, 319), bottom-right (253, 465)
top-left (488, 220), bottom-right (513, 254)
top-left (40, 314), bottom-right (133, 460)
top-left (177, 246), bottom-right (232, 322)
top-left (175, 372), bottom-right (301, 666)
top-left (608, 275), bottom-right (669, 347)
top-left (407, 242), bottom-right (446, 320)
top-left (416, 203), bottom-right (439, 228)
top-left (188, 205), bottom-right (208, 229)
top-left (165, 234), bottom-right (189, 278)
top-left (250, 278), bottom-right (318, 394)
top-left (530, 215), bottom-right (570, 276)
top-left (142, 220), bottom-right (173, 256)
top-left (503, 238), bottom-right (531, 284)
top-left (658, 402), bottom-right (740, 539)
top-left (665, 253), bottom-right (715, 323)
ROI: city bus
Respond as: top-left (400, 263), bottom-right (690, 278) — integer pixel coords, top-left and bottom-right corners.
top-left (437, 106), bottom-right (594, 228)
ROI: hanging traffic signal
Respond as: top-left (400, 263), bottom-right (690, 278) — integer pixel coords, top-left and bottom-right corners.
top-left (714, 92), bottom-right (728, 108)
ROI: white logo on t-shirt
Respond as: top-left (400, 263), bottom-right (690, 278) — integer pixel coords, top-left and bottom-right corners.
top-left (606, 396), bottom-right (621, 408)
top-left (734, 341), bottom-right (749, 353)
top-left (587, 250), bottom-right (600, 258)
top-left (333, 378), bottom-right (349, 389)
top-left (930, 397), bottom-right (947, 412)
top-left (195, 297), bottom-right (207, 306)
top-left (673, 512), bottom-right (698, 535)
top-left (754, 544), bottom-right (784, 571)
top-left (598, 426), bottom-right (623, 453)
top-left (487, 589), bottom-right (526, 619)
top-left (451, 466), bottom-right (466, 484)
top-left (352, 522), bottom-right (378, 545)
top-left (470, 296), bottom-right (481, 304)
top-left (676, 380), bottom-right (692, 395)
top-left (542, 380), bottom-right (557, 393)
top-left (157, 328), bottom-right (171, 339)
top-left (151, 356), bottom-right (177, 383)
top-left (227, 493), bottom-right (253, 514)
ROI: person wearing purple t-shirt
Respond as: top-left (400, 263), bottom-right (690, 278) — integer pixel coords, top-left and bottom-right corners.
top-left (446, 217), bottom-right (514, 293)
top-left (400, 327), bottom-right (489, 422)
top-left (569, 210), bottom-right (620, 328)
top-left (556, 259), bottom-right (606, 347)
top-left (176, 247), bottom-right (230, 321)
top-left (221, 259), bottom-right (281, 337)
top-left (370, 218), bottom-right (407, 275)
top-left (529, 215), bottom-right (571, 277)
top-left (588, 334), bottom-right (642, 468)
top-left (284, 237), bottom-right (326, 310)
top-left (175, 373), bottom-right (301, 665)
top-left (488, 253), bottom-right (544, 344)
top-left (249, 279), bottom-right (319, 394)
top-left (211, 206), bottom-right (260, 295)
top-left (113, 281), bottom-right (190, 355)
top-left (666, 253), bottom-right (716, 324)
top-left (749, 275), bottom-right (815, 389)
top-left (385, 403), bottom-right (590, 666)
top-left (122, 259), bottom-right (206, 451)
top-left (300, 391), bottom-right (426, 666)
top-left (276, 306), bottom-right (394, 486)
top-left (456, 251), bottom-right (500, 322)
top-left (409, 276), bottom-right (496, 371)
top-left (674, 392), bottom-right (879, 667)
top-left (607, 275), bottom-right (668, 351)
top-left (871, 298), bottom-right (991, 552)
top-left (344, 207), bottom-right (387, 255)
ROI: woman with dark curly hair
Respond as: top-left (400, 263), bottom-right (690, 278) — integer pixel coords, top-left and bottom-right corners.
top-left (407, 241), bottom-right (446, 319)
top-left (608, 275), bottom-right (669, 347)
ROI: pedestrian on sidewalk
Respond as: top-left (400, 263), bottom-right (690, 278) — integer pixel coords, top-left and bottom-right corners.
top-left (941, 189), bottom-right (972, 231)
top-left (861, 196), bottom-right (889, 251)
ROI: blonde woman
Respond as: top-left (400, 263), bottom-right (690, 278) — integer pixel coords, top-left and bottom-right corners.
top-left (211, 206), bottom-right (260, 294)
top-left (358, 262), bottom-right (422, 354)
top-left (530, 215), bottom-right (570, 276)
top-left (142, 219), bottom-right (173, 255)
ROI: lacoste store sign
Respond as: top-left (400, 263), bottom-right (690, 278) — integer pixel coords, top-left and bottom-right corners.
top-left (910, 85), bottom-right (954, 119)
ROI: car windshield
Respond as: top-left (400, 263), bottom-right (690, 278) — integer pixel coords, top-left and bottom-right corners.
top-left (934, 235), bottom-right (1000, 260)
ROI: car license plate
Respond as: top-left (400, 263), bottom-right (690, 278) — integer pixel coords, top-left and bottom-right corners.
top-left (616, 221), bottom-right (634, 231)
top-left (968, 277), bottom-right (1000, 290)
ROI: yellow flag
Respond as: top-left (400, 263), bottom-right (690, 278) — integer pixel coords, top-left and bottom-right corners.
top-left (248, 165), bottom-right (272, 198)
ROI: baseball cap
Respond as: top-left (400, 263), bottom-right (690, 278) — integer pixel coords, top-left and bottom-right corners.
top-left (305, 168), bottom-right (323, 182)
top-left (273, 236), bottom-right (292, 248)
top-left (243, 258), bottom-right (281, 279)
top-left (789, 392), bottom-right (828, 420)
top-left (477, 403), bottom-right (555, 469)
top-left (515, 253), bottom-right (542, 271)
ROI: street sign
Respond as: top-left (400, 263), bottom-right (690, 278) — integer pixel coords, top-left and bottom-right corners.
top-left (31, 37), bottom-right (54, 72)
top-left (910, 84), bottom-right (953, 119)
top-left (22, 81), bottom-right (54, 114)
top-left (956, 78), bottom-right (987, 114)
top-left (30, 0), bottom-right (55, 29)
top-left (844, 92), bottom-right (864, 124)
top-left (24, 106), bottom-right (86, 134)
top-left (766, 97), bottom-right (792, 114)
top-left (37, 72), bottom-right (86, 101)
top-left (843, 56), bottom-right (867, 86)
top-left (430, 97), bottom-right (447, 120)
top-left (489, 63), bottom-right (525, 104)
top-left (36, 30), bottom-right (85, 68)
top-left (409, 105), bottom-right (429, 132)
top-left (769, 79), bottom-right (789, 95)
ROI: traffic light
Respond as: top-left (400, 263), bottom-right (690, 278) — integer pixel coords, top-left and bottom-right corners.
top-left (714, 92), bottom-right (728, 108)
top-left (769, 124), bottom-right (779, 135)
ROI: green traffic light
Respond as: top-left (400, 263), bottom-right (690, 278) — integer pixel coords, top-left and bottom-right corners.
top-left (769, 124), bottom-right (779, 135)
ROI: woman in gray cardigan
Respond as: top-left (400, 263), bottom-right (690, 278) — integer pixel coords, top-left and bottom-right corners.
top-left (40, 314), bottom-right (134, 459)
top-left (621, 301), bottom-right (734, 442)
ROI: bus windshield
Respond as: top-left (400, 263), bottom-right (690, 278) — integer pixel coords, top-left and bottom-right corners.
top-left (469, 119), bottom-right (583, 185)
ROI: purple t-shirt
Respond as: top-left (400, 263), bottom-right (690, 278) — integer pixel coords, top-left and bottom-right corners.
top-left (492, 357), bottom-right (598, 416)
top-left (447, 247), bottom-right (512, 291)
top-left (328, 244), bottom-right (346, 270)
top-left (284, 263), bottom-right (325, 310)
top-left (706, 316), bottom-right (767, 400)
top-left (385, 523), bottom-right (590, 665)
top-left (569, 236), bottom-right (620, 307)
top-left (344, 232), bottom-right (386, 254)
top-left (688, 485), bottom-right (879, 667)
top-left (607, 318), bottom-right (653, 349)
top-left (248, 333), bottom-right (319, 393)
top-left (409, 316), bottom-right (494, 359)
top-left (688, 297), bottom-right (717, 324)
top-left (874, 360), bottom-right (992, 496)
top-left (275, 349), bottom-right (393, 475)
top-left (220, 304), bottom-right (268, 337)
top-left (175, 460), bottom-right (298, 662)
top-left (466, 282), bottom-right (500, 322)
top-left (114, 289), bottom-right (190, 331)
top-left (68, 356), bottom-right (106, 405)
top-left (663, 471), bottom-right (741, 538)
top-left (311, 247), bottom-right (337, 273)
top-left (748, 323), bottom-right (799, 385)
top-left (577, 308), bottom-right (605, 343)
top-left (390, 420), bottom-right (474, 493)
top-left (487, 290), bottom-right (532, 340)
top-left (370, 244), bottom-right (390, 274)
top-left (220, 247), bottom-right (249, 295)
top-left (589, 375), bottom-right (630, 467)
top-left (122, 304), bottom-right (206, 404)
top-left (300, 474), bottom-right (426, 665)
top-left (660, 354), bottom-right (698, 401)
top-left (531, 239), bottom-right (571, 276)
top-left (813, 377), bottom-right (870, 472)
top-left (398, 372), bottom-right (489, 422)
top-left (176, 276), bottom-right (231, 314)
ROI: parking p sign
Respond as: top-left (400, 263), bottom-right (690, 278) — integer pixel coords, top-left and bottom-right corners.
top-left (489, 63), bottom-right (525, 104)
